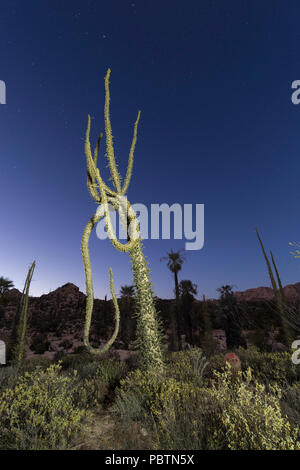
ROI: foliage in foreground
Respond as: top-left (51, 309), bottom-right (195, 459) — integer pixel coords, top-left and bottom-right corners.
top-left (0, 349), bottom-right (300, 450)
top-left (0, 363), bottom-right (87, 450)
top-left (111, 361), bottom-right (300, 450)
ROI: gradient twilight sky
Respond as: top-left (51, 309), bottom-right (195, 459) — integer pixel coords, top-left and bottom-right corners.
top-left (1, 0), bottom-right (300, 300)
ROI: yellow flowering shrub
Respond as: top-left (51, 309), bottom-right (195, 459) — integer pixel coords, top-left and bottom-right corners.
top-left (114, 368), bottom-right (205, 447)
top-left (95, 356), bottom-right (128, 387)
top-left (205, 347), bottom-right (299, 387)
top-left (74, 377), bottom-right (109, 408)
top-left (235, 346), bottom-right (299, 385)
top-left (0, 364), bottom-right (88, 450)
top-left (114, 363), bottom-right (300, 450)
top-left (209, 364), bottom-right (300, 450)
top-left (164, 348), bottom-right (209, 385)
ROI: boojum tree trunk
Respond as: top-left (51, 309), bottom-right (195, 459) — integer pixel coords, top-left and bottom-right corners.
top-left (81, 68), bottom-right (165, 374)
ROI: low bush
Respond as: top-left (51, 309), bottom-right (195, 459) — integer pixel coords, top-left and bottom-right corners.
top-left (209, 364), bottom-right (300, 450)
top-left (281, 382), bottom-right (300, 433)
top-left (0, 363), bottom-right (87, 449)
top-left (112, 361), bottom-right (300, 450)
top-left (235, 346), bottom-right (299, 386)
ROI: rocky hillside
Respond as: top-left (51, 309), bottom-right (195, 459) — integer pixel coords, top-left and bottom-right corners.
top-left (0, 281), bottom-right (299, 360)
top-left (234, 282), bottom-right (300, 301)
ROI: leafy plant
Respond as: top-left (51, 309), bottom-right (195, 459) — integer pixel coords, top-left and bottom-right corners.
top-left (185, 343), bottom-right (209, 384)
top-left (0, 364), bottom-right (87, 450)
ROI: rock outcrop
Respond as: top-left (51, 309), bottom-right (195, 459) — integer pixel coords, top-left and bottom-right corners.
top-left (234, 282), bottom-right (300, 302)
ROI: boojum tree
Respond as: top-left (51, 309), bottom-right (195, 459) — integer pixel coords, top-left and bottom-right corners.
top-left (81, 68), bottom-right (165, 374)
top-left (255, 228), bottom-right (293, 347)
top-left (9, 261), bottom-right (36, 367)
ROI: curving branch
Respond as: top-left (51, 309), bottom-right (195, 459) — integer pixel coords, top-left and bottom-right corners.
top-left (121, 110), bottom-right (141, 195)
top-left (81, 211), bottom-right (120, 354)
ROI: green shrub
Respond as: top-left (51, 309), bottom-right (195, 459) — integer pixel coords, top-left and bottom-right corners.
top-left (95, 357), bottom-right (128, 388)
top-left (209, 364), bottom-right (300, 450)
top-left (113, 363), bottom-right (300, 450)
top-left (0, 363), bottom-right (87, 449)
top-left (0, 366), bottom-right (21, 395)
top-left (114, 367), bottom-right (219, 449)
top-left (281, 382), bottom-right (300, 432)
top-left (57, 354), bottom-right (128, 408)
top-left (58, 352), bottom-right (93, 370)
top-left (110, 385), bottom-right (150, 424)
top-left (74, 377), bottom-right (109, 409)
top-left (235, 346), bottom-right (299, 386)
top-left (164, 347), bottom-right (209, 385)
top-left (151, 385), bottom-right (222, 450)
top-left (154, 364), bottom-right (300, 450)
top-left (205, 347), bottom-right (300, 386)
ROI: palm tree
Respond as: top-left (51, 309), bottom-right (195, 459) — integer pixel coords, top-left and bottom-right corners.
top-left (179, 280), bottom-right (197, 345)
top-left (120, 285), bottom-right (136, 304)
top-left (179, 280), bottom-right (197, 297)
top-left (161, 249), bottom-right (185, 350)
top-left (0, 276), bottom-right (14, 296)
top-left (216, 285), bottom-right (246, 349)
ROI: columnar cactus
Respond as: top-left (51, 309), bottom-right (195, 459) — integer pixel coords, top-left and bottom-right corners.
top-left (81, 69), bottom-right (165, 374)
top-left (255, 228), bottom-right (293, 346)
top-left (9, 261), bottom-right (36, 367)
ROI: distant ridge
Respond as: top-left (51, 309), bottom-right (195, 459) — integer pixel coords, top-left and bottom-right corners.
top-left (234, 282), bottom-right (300, 302)
top-left (7, 281), bottom-right (300, 302)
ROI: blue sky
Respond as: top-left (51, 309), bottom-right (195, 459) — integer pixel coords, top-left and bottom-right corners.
top-left (0, 0), bottom-right (299, 300)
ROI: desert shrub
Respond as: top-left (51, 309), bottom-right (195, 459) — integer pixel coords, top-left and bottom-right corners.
top-left (25, 356), bottom-right (53, 370)
top-left (197, 351), bottom-right (225, 382)
top-left (0, 363), bottom-right (87, 450)
top-left (58, 352), bottom-right (95, 370)
top-left (113, 364), bottom-right (300, 450)
top-left (74, 360), bottom-right (101, 380)
top-left (235, 346), bottom-right (299, 386)
top-left (57, 354), bottom-right (128, 408)
top-left (151, 385), bottom-right (222, 450)
top-left (113, 368), bottom-right (218, 449)
top-left (74, 377), bottom-right (109, 409)
top-left (281, 382), bottom-right (300, 433)
top-left (205, 347), bottom-right (299, 386)
top-left (209, 364), bottom-right (300, 450)
top-left (110, 385), bottom-right (150, 424)
top-left (0, 366), bottom-right (21, 394)
top-left (30, 334), bottom-right (50, 354)
top-left (164, 347), bottom-right (209, 385)
top-left (94, 357), bottom-right (128, 388)
top-left (156, 365), bottom-right (300, 450)
top-left (0, 358), bottom-right (53, 394)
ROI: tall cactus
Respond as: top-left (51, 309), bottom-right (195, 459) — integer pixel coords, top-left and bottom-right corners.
top-left (255, 229), bottom-right (292, 346)
top-left (9, 261), bottom-right (36, 367)
top-left (81, 68), bottom-right (165, 374)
